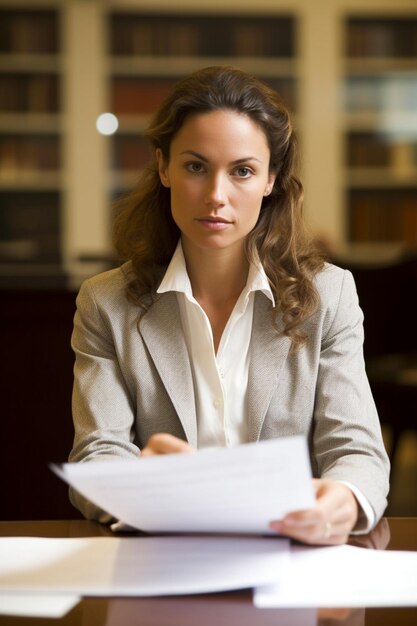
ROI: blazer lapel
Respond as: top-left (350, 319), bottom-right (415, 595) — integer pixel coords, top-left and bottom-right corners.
top-left (247, 293), bottom-right (292, 442)
top-left (139, 293), bottom-right (198, 448)
top-left (139, 292), bottom-right (291, 447)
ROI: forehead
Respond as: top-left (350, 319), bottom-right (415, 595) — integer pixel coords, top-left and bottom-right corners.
top-left (170, 109), bottom-right (270, 156)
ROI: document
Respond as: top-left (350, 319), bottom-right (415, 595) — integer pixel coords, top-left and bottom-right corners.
top-left (0, 536), bottom-right (289, 596)
top-left (254, 543), bottom-right (417, 607)
top-left (51, 437), bottom-right (314, 534)
top-left (0, 593), bottom-right (79, 618)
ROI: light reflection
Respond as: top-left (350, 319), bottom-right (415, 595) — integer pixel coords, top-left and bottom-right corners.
top-left (96, 113), bottom-right (119, 136)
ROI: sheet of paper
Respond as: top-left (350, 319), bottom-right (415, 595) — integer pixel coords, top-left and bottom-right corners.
top-left (0, 536), bottom-right (289, 596)
top-left (0, 593), bottom-right (80, 617)
top-left (254, 544), bottom-right (417, 607)
top-left (52, 437), bottom-right (314, 534)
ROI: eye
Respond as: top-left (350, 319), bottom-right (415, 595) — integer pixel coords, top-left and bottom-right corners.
top-left (185, 161), bottom-right (205, 173)
top-left (234, 166), bottom-right (253, 178)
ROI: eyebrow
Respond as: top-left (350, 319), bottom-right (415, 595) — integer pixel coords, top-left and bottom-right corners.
top-left (179, 150), bottom-right (262, 164)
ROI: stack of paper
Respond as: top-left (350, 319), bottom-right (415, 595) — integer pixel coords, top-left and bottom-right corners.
top-left (254, 543), bottom-right (417, 607)
top-left (0, 536), bottom-right (289, 596)
top-left (0, 594), bottom-right (80, 618)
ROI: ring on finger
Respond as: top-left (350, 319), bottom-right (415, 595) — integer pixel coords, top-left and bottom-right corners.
top-left (324, 521), bottom-right (332, 539)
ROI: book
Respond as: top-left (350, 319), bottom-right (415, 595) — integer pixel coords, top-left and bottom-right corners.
top-left (110, 13), bottom-right (294, 58)
top-left (113, 135), bottom-right (152, 171)
top-left (347, 18), bottom-right (417, 58)
top-left (0, 9), bottom-right (58, 54)
top-left (111, 77), bottom-right (179, 115)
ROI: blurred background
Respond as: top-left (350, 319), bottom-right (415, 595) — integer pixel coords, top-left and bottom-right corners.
top-left (1, 0), bottom-right (416, 521)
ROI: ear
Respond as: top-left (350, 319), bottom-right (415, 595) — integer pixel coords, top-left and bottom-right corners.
top-left (264, 173), bottom-right (276, 197)
top-left (156, 148), bottom-right (170, 187)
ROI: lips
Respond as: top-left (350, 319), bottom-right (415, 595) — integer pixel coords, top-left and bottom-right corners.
top-left (195, 216), bottom-right (232, 231)
top-left (196, 216), bottom-right (232, 224)
top-left (196, 215), bottom-right (232, 231)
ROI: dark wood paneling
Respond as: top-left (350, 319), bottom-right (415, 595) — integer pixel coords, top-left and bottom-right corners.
top-left (0, 290), bottom-right (82, 520)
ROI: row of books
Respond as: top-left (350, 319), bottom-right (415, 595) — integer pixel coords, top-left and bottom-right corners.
top-left (346, 134), bottom-right (417, 168)
top-left (266, 77), bottom-right (296, 112)
top-left (0, 136), bottom-right (60, 175)
top-left (0, 74), bottom-right (59, 113)
top-left (111, 76), bottom-right (296, 116)
top-left (3, 11), bottom-right (417, 59)
top-left (0, 191), bottom-right (60, 263)
top-left (8, 135), bottom-right (414, 176)
top-left (344, 77), bottom-right (417, 113)
top-left (349, 190), bottom-right (417, 244)
top-left (0, 10), bottom-right (59, 55)
top-left (346, 18), bottom-right (417, 58)
top-left (111, 77), bottom-right (178, 115)
top-left (110, 14), bottom-right (294, 58)
top-left (7, 130), bottom-right (415, 174)
top-left (112, 135), bottom-right (152, 171)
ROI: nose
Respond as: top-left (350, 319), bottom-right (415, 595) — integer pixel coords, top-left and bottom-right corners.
top-left (204, 174), bottom-right (226, 208)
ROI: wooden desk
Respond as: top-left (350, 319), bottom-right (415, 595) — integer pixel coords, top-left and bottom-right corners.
top-left (1, 518), bottom-right (416, 626)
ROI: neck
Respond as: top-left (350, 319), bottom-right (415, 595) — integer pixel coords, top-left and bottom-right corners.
top-left (181, 240), bottom-right (249, 305)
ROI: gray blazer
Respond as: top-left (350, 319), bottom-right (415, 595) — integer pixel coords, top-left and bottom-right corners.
top-left (69, 262), bottom-right (390, 526)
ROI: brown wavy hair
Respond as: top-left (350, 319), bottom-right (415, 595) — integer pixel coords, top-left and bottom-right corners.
top-left (113, 66), bottom-right (325, 348)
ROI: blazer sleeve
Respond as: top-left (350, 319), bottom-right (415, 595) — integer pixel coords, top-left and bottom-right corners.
top-left (312, 269), bottom-right (390, 529)
top-left (69, 276), bottom-right (140, 521)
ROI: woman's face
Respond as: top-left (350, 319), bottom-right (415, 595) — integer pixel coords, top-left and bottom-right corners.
top-left (157, 109), bottom-right (275, 258)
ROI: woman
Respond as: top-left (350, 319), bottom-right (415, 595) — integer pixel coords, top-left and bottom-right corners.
top-left (69, 66), bottom-right (389, 545)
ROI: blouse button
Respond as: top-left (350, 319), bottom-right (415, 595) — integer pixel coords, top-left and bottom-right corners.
top-left (213, 397), bottom-right (222, 409)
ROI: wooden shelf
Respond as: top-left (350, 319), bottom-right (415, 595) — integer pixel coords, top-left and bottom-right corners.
top-left (0, 171), bottom-right (61, 191)
top-left (345, 58), bottom-right (417, 74)
top-left (0, 53), bottom-right (62, 73)
top-left (342, 112), bottom-right (417, 131)
top-left (114, 115), bottom-right (151, 133)
top-left (0, 112), bottom-right (62, 133)
top-left (110, 171), bottom-right (142, 192)
top-left (344, 15), bottom-right (417, 244)
top-left (345, 169), bottom-right (417, 188)
top-left (0, 6), bottom-right (62, 269)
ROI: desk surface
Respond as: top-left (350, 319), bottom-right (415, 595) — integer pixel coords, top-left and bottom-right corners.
top-left (0, 518), bottom-right (416, 626)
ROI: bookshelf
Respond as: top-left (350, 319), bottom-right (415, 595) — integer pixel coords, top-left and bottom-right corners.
top-left (2, 1), bottom-right (417, 287)
top-left (343, 16), bottom-right (417, 244)
top-left (0, 7), bottom-right (63, 275)
top-left (107, 12), bottom-right (297, 195)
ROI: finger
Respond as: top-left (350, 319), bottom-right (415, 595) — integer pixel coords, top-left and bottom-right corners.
top-left (313, 480), bottom-right (359, 526)
top-left (269, 518), bottom-right (349, 545)
top-left (318, 608), bottom-right (352, 620)
top-left (269, 481), bottom-right (358, 544)
top-left (141, 433), bottom-right (194, 456)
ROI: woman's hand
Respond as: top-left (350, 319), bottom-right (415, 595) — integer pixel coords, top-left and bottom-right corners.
top-left (269, 479), bottom-right (359, 545)
top-left (140, 433), bottom-right (194, 457)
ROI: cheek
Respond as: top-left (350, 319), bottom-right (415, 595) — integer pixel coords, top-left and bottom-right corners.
top-left (241, 186), bottom-right (266, 210)
top-left (237, 191), bottom-right (265, 226)
top-left (238, 206), bottom-right (262, 232)
top-left (241, 178), bottom-right (268, 199)
top-left (170, 180), bottom-right (199, 204)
